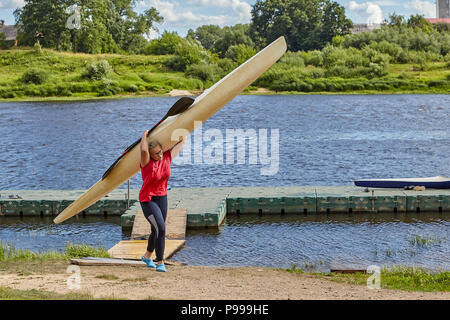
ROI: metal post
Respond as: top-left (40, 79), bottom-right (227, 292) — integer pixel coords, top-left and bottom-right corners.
top-left (127, 179), bottom-right (130, 209)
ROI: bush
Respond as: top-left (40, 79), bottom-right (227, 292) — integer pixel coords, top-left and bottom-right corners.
top-left (185, 63), bottom-right (222, 82)
top-left (216, 58), bottom-right (237, 75)
top-left (84, 60), bottom-right (112, 81)
top-left (56, 84), bottom-right (72, 96)
top-left (33, 41), bottom-right (43, 55)
top-left (367, 40), bottom-right (403, 60)
top-left (279, 51), bottom-right (305, 68)
top-left (428, 80), bottom-right (448, 87)
top-left (20, 69), bottom-right (48, 84)
top-left (305, 50), bottom-right (323, 67)
top-left (145, 32), bottom-right (185, 55)
top-left (97, 78), bottom-right (121, 96)
top-left (126, 84), bottom-right (139, 92)
top-left (167, 39), bottom-right (210, 71)
top-left (225, 44), bottom-right (257, 65)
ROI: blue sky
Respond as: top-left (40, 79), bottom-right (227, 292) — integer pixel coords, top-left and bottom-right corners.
top-left (0, 0), bottom-right (438, 37)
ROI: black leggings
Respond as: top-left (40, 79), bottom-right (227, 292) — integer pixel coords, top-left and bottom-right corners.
top-left (140, 195), bottom-right (168, 262)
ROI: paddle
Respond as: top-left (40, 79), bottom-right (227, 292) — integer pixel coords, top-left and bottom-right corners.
top-left (101, 97), bottom-right (195, 180)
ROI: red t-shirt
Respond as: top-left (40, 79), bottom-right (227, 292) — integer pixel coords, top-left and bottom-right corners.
top-left (139, 150), bottom-right (172, 202)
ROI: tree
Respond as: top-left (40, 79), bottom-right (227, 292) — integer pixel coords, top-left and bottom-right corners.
top-left (194, 25), bottom-right (223, 51)
top-left (210, 24), bottom-right (254, 57)
top-left (14, 0), bottom-right (162, 53)
top-left (111, 6), bottom-right (163, 53)
top-left (385, 13), bottom-right (405, 27)
top-left (192, 24), bottom-right (253, 56)
top-left (249, 0), bottom-right (352, 51)
top-left (14, 0), bottom-right (68, 50)
top-left (0, 32), bottom-right (6, 49)
top-left (320, 1), bottom-right (353, 48)
top-left (407, 14), bottom-right (432, 32)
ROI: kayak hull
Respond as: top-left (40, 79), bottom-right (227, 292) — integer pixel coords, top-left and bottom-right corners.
top-left (354, 176), bottom-right (450, 189)
top-left (53, 36), bottom-right (287, 224)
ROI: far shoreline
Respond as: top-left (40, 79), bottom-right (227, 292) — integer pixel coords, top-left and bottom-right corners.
top-left (0, 87), bottom-right (449, 103)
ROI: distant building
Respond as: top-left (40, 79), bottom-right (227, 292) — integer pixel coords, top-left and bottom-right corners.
top-left (426, 18), bottom-right (450, 24)
top-left (351, 23), bottom-right (382, 34)
top-left (437, 0), bottom-right (450, 19)
top-left (0, 20), bottom-right (18, 46)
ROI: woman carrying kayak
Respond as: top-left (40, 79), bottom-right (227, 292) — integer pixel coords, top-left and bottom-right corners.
top-left (139, 130), bottom-right (186, 272)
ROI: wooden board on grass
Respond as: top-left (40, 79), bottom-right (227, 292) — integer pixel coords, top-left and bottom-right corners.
top-left (107, 239), bottom-right (185, 260)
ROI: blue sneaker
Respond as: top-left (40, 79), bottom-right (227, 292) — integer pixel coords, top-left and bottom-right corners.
top-left (141, 256), bottom-right (156, 268)
top-left (156, 263), bottom-right (166, 272)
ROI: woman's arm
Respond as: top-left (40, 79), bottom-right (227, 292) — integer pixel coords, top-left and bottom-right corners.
top-left (170, 135), bottom-right (186, 159)
top-left (140, 130), bottom-right (150, 167)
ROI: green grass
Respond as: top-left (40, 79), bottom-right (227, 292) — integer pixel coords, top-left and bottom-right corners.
top-left (408, 235), bottom-right (443, 247)
top-left (286, 265), bottom-right (450, 292)
top-left (0, 286), bottom-right (100, 300)
top-left (0, 285), bottom-right (122, 300)
top-left (0, 47), bottom-right (449, 101)
top-left (0, 48), bottom-right (202, 100)
top-left (0, 241), bottom-right (110, 262)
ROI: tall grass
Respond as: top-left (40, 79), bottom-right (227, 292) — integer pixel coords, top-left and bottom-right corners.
top-left (287, 265), bottom-right (450, 292)
top-left (408, 235), bottom-right (443, 247)
top-left (0, 241), bottom-right (110, 262)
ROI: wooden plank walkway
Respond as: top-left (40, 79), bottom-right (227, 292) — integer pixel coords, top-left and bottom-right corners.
top-left (108, 208), bottom-right (187, 260)
top-left (131, 208), bottom-right (187, 240)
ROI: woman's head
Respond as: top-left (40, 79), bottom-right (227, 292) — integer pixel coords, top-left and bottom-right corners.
top-left (148, 140), bottom-right (163, 161)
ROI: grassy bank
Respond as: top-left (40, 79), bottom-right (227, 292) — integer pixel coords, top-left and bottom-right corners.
top-left (0, 47), bottom-right (205, 101)
top-left (287, 265), bottom-right (450, 292)
top-left (0, 47), bottom-right (449, 102)
top-left (0, 241), bottom-right (110, 262)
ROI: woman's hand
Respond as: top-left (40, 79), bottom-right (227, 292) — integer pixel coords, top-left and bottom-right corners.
top-left (171, 135), bottom-right (186, 159)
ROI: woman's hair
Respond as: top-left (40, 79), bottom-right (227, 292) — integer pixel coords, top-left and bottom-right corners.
top-left (148, 140), bottom-right (162, 150)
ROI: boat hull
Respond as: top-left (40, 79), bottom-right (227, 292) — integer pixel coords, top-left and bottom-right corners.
top-left (354, 176), bottom-right (450, 189)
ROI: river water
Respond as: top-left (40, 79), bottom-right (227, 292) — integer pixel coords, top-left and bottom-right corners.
top-left (0, 94), bottom-right (449, 270)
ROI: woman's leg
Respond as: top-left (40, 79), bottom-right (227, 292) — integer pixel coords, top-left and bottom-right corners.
top-left (141, 198), bottom-right (167, 263)
top-left (140, 201), bottom-right (158, 257)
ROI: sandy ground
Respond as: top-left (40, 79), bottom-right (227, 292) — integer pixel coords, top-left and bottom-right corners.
top-left (169, 89), bottom-right (196, 97)
top-left (0, 263), bottom-right (448, 300)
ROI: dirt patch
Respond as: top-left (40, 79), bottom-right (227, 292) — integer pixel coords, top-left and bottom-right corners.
top-left (249, 87), bottom-right (274, 94)
top-left (169, 89), bottom-right (195, 97)
top-left (0, 263), bottom-right (448, 300)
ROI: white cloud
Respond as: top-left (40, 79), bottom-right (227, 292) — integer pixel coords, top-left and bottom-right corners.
top-left (404, 0), bottom-right (435, 18)
top-left (137, 0), bottom-right (250, 35)
top-left (372, 0), bottom-right (397, 6)
top-left (348, 1), bottom-right (383, 24)
top-left (189, 0), bottom-right (252, 22)
top-left (0, 0), bottom-right (24, 9)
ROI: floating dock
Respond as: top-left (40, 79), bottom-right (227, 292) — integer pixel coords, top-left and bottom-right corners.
top-left (1, 186), bottom-right (450, 231)
top-left (3, 186), bottom-right (449, 262)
